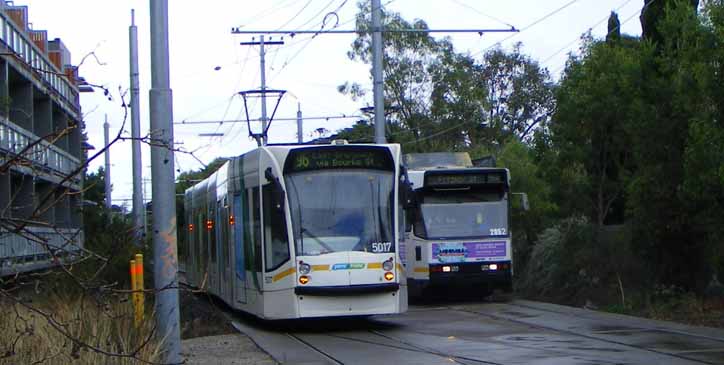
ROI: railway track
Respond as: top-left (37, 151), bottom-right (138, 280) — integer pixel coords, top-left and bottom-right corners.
top-left (213, 293), bottom-right (724, 365)
top-left (447, 301), bottom-right (724, 365)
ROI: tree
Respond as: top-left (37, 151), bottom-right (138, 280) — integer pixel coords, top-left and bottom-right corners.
top-left (552, 33), bottom-right (648, 226)
top-left (474, 44), bottom-right (555, 147)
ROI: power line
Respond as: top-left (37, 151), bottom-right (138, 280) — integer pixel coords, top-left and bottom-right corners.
top-left (548, 0), bottom-right (651, 76)
top-left (449, 0), bottom-right (516, 29)
top-left (473, 0), bottom-right (583, 57)
top-left (275, 0), bottom-right (314, 30)
top-left (540, 0), bottom-right (635, 66)
top-left (175, 115), bottom-right (364, 125)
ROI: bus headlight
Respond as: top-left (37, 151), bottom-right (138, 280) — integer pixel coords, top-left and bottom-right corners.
top-left (299, 276), bottom-right (310, 285)
top-left (489, 264), bottom-right (498, 271)
top-left (298, 262), bottom-right (311, 275)
top-left (384, 272), bottom-right (394, 281)
top-left (383, 258), bottom-right (394, 271)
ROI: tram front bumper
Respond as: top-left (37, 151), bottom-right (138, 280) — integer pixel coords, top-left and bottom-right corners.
top-left (427, 261), bottom-right (512, 290)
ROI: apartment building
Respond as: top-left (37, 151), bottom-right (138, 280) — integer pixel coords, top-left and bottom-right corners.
top-left (0, 3), bottom-right (88, 275)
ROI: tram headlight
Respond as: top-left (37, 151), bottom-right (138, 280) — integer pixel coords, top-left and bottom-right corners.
top-left (384, 272), bottom-right (394, 281)
top-left (298, 262), bottom-right (311, 275)
top-left (382, 258), bottom-right (394, 271)
top-left (299, 276), bottom-right (310, 285)
top-left (489, 264), bottom-right (498, 271)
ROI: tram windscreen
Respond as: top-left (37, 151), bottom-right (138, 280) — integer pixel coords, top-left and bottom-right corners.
top-left (418, 190), bottom-right (509, 239)
top-left (285, 170), bottom-right (395, 256)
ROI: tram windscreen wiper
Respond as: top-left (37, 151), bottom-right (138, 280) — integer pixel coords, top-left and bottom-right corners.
top-left (301, 227), bottom-right (334, 253)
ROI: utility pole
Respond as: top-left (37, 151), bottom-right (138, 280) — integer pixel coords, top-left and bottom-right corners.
top-left (371, 0), bottom-right (385, 144)
top-left (297, 103), bottom-right (303, 143)
top-left (103, 115), bottom-right (111, 210)
top-left (129, 9), bottom-right (144, 240)
top-left (149, 1), bottom-right (181, 363)
top-left (239, 36), bottom-right (283, 146)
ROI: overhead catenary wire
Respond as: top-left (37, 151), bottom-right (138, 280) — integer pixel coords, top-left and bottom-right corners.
top-left (403, 0), bottom-right (653, 146)
top-left (449, 0), bottom-right (516, 29)
top-left (540, 0), bottom-right (635, 67)
top-left (548, 0), bottom-right (653, 76)
top-left (473, 0), bottom-right (583, 57)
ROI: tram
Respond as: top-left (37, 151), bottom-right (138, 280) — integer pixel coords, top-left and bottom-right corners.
top-left (401, 153), bottom-right (514, 297)
top-left (181, 142), bottom-right (407, 319)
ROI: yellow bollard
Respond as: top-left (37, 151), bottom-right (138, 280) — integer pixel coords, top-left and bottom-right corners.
top-left (130, 259), bottom-right (138, 325)
top-left (133, 254), bottom-right (145, 327)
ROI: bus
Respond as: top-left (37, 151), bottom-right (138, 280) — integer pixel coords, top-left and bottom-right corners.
top-left (182, 142), bottom-right (407, 319)
top-left (402, 153), bottom-right (515, 297)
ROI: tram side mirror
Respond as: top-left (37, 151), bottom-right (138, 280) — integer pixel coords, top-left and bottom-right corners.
top-left (513, 192), bottom-right (530, 211)
top-left (400, 165), bottom-right (416, 209)
top-left (404, 210), bottom-right (413, 233)
top-left (265, 167), bottom-right (286, 212)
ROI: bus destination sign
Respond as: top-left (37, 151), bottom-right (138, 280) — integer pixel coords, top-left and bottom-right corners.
top-left (425, 171), bottom-right (507, 187)
top-left (285, 146), bottom-right (394, 173)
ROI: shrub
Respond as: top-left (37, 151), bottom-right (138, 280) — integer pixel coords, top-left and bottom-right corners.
top-left (0, 292), bottom-right (160, 364)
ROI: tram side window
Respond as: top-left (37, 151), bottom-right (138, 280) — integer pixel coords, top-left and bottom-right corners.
top-left (263, 183), bottom-right (289, 271)
top-left (252, 187), bottom-right (262, 273)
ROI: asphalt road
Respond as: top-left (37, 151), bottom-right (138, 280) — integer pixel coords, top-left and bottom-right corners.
top-left (232, 299), bottom-right (724, 365)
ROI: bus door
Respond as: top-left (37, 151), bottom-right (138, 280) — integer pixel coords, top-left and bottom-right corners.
top-left (233, 193), bottom-right (247, 303)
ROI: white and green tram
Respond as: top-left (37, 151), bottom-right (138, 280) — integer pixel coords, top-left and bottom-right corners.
top-left (181, 143), bottom-right (407, 319)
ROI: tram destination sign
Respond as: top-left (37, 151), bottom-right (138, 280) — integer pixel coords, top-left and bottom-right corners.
top-left (425, 170), bottom-right (507, 187)
top-left (285, 146), bottom-right (394, 172)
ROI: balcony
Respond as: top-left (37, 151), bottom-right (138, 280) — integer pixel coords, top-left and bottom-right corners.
top-left (0, 225), bottom-right (83, 276)
top-left (0, 118), bottom-right (81, 185)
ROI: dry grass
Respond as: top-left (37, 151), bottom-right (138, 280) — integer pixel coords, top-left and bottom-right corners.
top-left (0, 292), bottom-right (162, 364)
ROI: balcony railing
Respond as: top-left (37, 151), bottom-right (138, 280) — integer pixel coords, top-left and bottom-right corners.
top-left (0, 118), bottom-right (81, 184)
top-left (0, 11), bottom-right (79, 114)
top-left (0, 226), bottom-right (84, 276)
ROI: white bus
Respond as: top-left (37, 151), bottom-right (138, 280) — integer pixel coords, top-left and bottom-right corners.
top-left (181, 143), bottom-right (407, 319)
top-left (402, 153), bottom-right (514, 297)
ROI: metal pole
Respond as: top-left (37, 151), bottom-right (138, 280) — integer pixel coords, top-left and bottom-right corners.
top-left (104, 115), bottom-right (111, 210)
top-left (130, 9), bottom-right (144, 240)
top-left (149, 1), bottom-right (181, 363)
top-left (297, 102), bottom-right (303, 143)
top-left (371, 0), bottom-right (385, 144)
top-left (259, 35), bottom-right (268, 145)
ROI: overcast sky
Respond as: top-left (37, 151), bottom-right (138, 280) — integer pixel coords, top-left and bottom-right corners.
top-left (19, 0), bottom-right (643, 207)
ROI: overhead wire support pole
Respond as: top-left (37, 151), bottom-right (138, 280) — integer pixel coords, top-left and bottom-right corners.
top-left (104, 114), bottom-right (111, 211)
top-left (232, 20), bottom-right (518, 145)
top-left (129, 9), bottom-right (144, 241)
top-left (149, 0), bottom-right (181, 363)
top-left (297, 103), bottom-right (303, 143)
top-left (372, 0), bottom-right (385, 144)
top-left (239, 37), bottom-right (284, 146)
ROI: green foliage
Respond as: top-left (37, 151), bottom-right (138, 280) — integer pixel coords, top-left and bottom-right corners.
top-left (80, 204), bottom-right (142, 291)
top-left (521, 216), bottom-right (595, 298)
top-left (496, 140), bottom-right (556, 271)
top-left (552, 35), bottom-right (648, 225)
top-left (84, 167), bottom-right (106, 207)
top-left (341, 3), bottom-right (553, 152)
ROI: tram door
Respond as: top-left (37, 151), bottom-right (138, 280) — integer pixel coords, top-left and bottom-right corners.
top-left (217, 200), bottom-right (228, 301)
top-left (233, 193), bottom-right (247, 303)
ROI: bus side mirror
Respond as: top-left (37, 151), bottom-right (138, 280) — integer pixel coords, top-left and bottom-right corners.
top-left (265, 167), bottom-right (286, 211)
